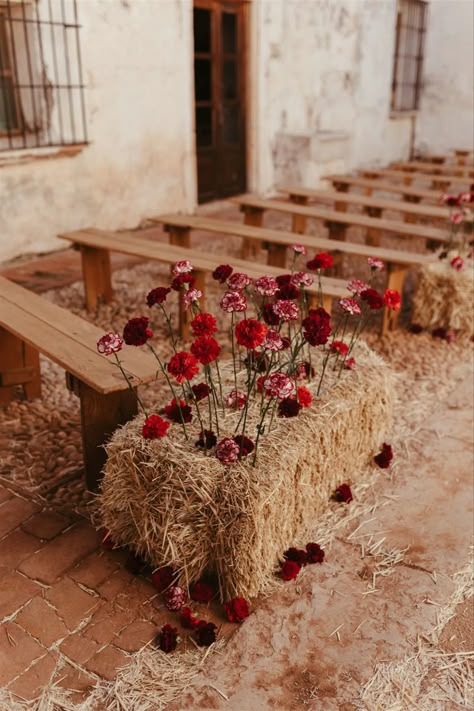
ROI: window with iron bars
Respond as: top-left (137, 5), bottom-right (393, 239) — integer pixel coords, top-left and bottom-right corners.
top-left (0, 0), bottom-right (87, 152)
top-left (391, 0), bottom-right (427, 112)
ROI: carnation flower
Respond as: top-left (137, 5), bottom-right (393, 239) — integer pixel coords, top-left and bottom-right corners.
top-left (345, 357), bottom-right (356, 370)
top-left (190, 580), bottom-right (215, 603)
top-left (171, 273), bottom-right (195, 291)
top-left (235, 318), bottom-right (267, 349)
top-left (191, 336), bottom-right (221, 364)
top-left (195, 429), bottom-right (217, 450)
top-left (290, 244), bottom-right (307, 255)
top-left (212, 264), bottom-right (233, 283)
top-left (290, 271), bottom-right (314, 288)
top-left (280, 560), bottom-right (301, 580)
top-left (123, 317), bottom-right (153, 346)
top-left (151, 566), bottom-right (175, 592)
top-left (195, 620), bottom-right (217, 647)
top-left (306, 542), bottom-right (325, 564)
top-left (307, 252), bottom-right (334, 270)
top-left (273, 299), bottom-right (300, 322)
top-left (297, 386), bottom-right (312, 408)
top-left (97, 332), bottom-right (124, 356)
top-left (302, 308), bottom-right (331, 346)
top-left (262, 329), bottom-right (285, 352)
top-left (180, 606), bottom-right (200, 629)
top-left (368, 257), bottom-right (385, 271)
top-left (450, 211), bottom-right (464, 224)
top-left (264, 373), bottom-right (295, 399)
top-left (459, 191), bottom-right (473, 204)
top-left (182, 288), bottom-right (203, 309)
top-left (142, 414), bottom-right (170, 440)
top-left (276, 282), bottom-right (300, 300)
top-left (168, 351), bottom-right (199, 383)
top-left (164, 398), bottom-right (192, 424)
top-left (451, 255), bottom-right (465, 271)
top-left (284, 548), bottom-right (307, 566)
top-left (333, 483), bottom-right (353, 503)
top-left (331, 340), bottom-right (349, 356)
top-left (295, 362), bottom-right (315, 380)
top-left (216, 437), bottom-right (240, 464)
top-left (339, 298), bottom-right (362, 316)
top-left (191, 383), bottom-right (211, 401)
top-left (254, 275), bottom-right (279, 297)
top-left (232, 435), bottom-right (255, 457)
top-left (347, 279), bottom-right (369, 296)
top-left (191, 313), bottom-right (217, 337)
top-left (361, 288), bottom-right (384, 310)
top-left (278, 397), bottom-right (302, 418)
top-left (220, 290), bottom-right (247, 313)
top-left (432, 327), bottom-right (456, 342)
top-left (410, 323), bottom-right (424, 334)
top-left (441, 193), bottom-right (461, 207)
top-left (146, 287), bottom-right (170, 307)
top-left (225, 390), bottom-right (247, 410)
top-left (224, 597), bottom-right (250, 623)
top-left (262, 302), bottom-right (280, 326)
top-left (156, 624), bottom-right (179, 653)
top-left (227, 272), bottom-right (251, 291)
top-left (383, 289), bottom-right (401, 310)
top-left (374, 442), bottom-right (393, 469)
top-left (173, 260), bottom-right (193, 275)
top-left (163, 585), bottom-right (187, 611)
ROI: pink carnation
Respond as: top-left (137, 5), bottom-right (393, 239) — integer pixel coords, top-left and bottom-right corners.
top-left (264, 373), bottom-right (295, 399)
top-left (254, 276), bottom-right (279, 297)
top-left (97, 332), bottom-right (124, 356)
top-left (368, 257), bottom-right (385, 271)
top-left (220, 291), bottom-right (247, 313)
top-left (450, 211), bottom-right (464, 225)
top-left (173, 260), bottom-right (193, 275)
top-left (290, 271), bottom-right (314, 287)
top-left (451, 255), bottom-right (464, 271)
top-left (273, 299), bottom-right (300, 322)
top-left (339, 298), bottom-right (362, 315)
top-left (182, 288), bottom-right (202, 309)
top-left (227, 272), bottom-right (251, 291)
top-left (216, 437), bottom-right (240, 464)
top-left (225, 390), bottom-right (247, 410)
top-left (262, 329), bottom-right (285, 352)
top-left (290, 244), bottom-right (307, 255)
top-left (347, 279), bottom-right (369, 296)
top-left (345, 357), bottom-right (356, 370)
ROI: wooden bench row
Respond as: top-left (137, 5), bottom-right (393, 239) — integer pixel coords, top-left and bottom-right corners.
top-left (392, 160), bottom-right (474, 178)
top-left (358, 167), bottom-right (471, 190)
top-left (323, 175), bottom-right (450, 203)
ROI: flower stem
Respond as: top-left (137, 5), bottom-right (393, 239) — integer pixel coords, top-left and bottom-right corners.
top-left (146, 343), bottom-right (189, 440)
top-left (112, 354), bottom-right (148, 416)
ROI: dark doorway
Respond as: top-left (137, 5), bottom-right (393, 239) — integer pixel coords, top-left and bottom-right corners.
top-left (193, 0), bottom-right (247, 203)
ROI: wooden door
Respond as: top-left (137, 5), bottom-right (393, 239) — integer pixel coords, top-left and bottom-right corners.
top-left (194, 0), bottom-right (247, 203)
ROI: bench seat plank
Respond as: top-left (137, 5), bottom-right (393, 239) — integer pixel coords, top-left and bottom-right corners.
top-left (359, 167), bottom-right (471, 188)
top-left (392, 160), bottom-right (474, 177)
top-left (323, 175), bottom-right (446, 201)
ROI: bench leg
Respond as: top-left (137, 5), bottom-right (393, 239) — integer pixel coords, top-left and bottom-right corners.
top-left (179, 269), bottom-right (206, 340)
top-left (431, 179), bottom-right (449, 191)
top-left (381, 265), bottom-right (406, 336)
top-left (325, 221), bottom-right (347, 276)
top-left (168, 226), bottom-right (191, 248)
top-left (241, 207), bottom-right (263, 259)
top-left (288, 194), bottom-right (308, 234)
top-left (267, 243), bottom-right (287, 268)
top-left (0, 328), bottom-right (41, 404)
top-left (80, 246), bottom-right (113, 312)
top-left (74, 379), bottom-right (139, 491)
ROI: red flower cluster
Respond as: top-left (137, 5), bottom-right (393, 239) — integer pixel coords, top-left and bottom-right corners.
top-left (283, 542), bottom-right (325, 569)
top-left (235, 318), bottom-right (267, 349)
top-left (232, 435), bottom-right (255, 457)
top-left (146, 287), bottom-right (170, 307)
top-left (180, 606), bottom-right (199, 629)
top-left (123, 317), bottom-right (153, 346)
top-left (191, 312), bottom-right (217, 337)
top-left (302, 308), bottom-right (331, 346)
top-left (333, 483), bottom-right (353, 503)
top-left (157, 624), bottom-right (179, 653)
top-left (97, 332), bottom-right (123, 356)
top-left (307, 252), bottom-right (334, 270)
top-left (151, 565), bottom-right (175, 592)
top-left (164, 398), bottom-right (192, 424)
top-left (168, 351), bottom-right (199, 383)
top-left (191, 383), bottom-right (211, 401)
top-left (212, 264), bottom-right (233, 283)
top-left (190, 580), bottom-right (215, 603)
top-left (281, 560), bottom-right (301, 580)
top-left (142, 414), bottom-right (169, 440)
top-left (191, 336), bottom-right (221, 364)
top-left (361, 288), bottom-right (384, 310)
top-left (374, 442), bottom-right (393, 468)
top-left (297, 386), bottom-right (312, 408)
top-left (195, 429), bottom-right (217, 449)
top-left (383, 289), bottom-right (401, 310)
top-left (196, 620), bottom-right (217, 646)
top-left (171, 273), bottom-right (195, 291)
top-left (278, 398), bottom-right (302, 418)
top-left (224, 597), bottom-right (250, 623)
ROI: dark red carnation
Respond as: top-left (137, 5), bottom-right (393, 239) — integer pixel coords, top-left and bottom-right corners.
top-left (410, 323), bottom-right (424, 334)
top-left (235, 318), bottom-right (267, 350)
top-left (191, 312), bottom-right (217, 337)
top-left (164, 398), bottom-right (193, 424)
top-left (280, 560), bottom-right (301, 581)
top-left (212, 264), bottom-right (233, 283)
top-left (307, 252), bottom-right (334, 270)
top-left (195, 429), bottom-right (217, 449)
top-left (171, 273), bottom-right (195, 291)
top-left (180, 606), bottom-right (200, 629)
top-left (151, 566), bottom-right (175, 592)
top-left (123, 317), bottom-right (153, 346)
top-left (156, 624), bottom-right (179, 653)
top-left (333, 483), bottom-right (353, 503)
top-left (276, 284), bottom-right (300, 300)
top-left (302, 307), bottom-right (331, 346)
top-left (432, 327), bottom-right (456, 342)
top-left (374, 442), bottom-right (393, 469)
top-left (142, 414), bottom-right (170, 439)
top-left (275, 274), bottom-right (292, 287)
top-left (191, 382), bottom-right (211, 401)
top-left (146, 287), bottom-right (170, 307)
top-left (190, 336), bottom-right (221, 365)
top-left (190, 580), bottom-right (215, 603)
top-left (168, 351), bottom-right (199, 382)
top-left (306, 542), bottom-right (325, 564)
top-left (223, 597), bottom-right (250, 623)
top-left (195, 620), bottom-right (217, 646)
top-left (262, 302), bottom-right (280, 326)
top-left (284, 547), bottom-right (308, 566)
top-left (361, 288), bottom-right (384, 310)
top-left (278, 398), bottom-right (302, 418)
top-left (232, 435), bottom-right (255, 457)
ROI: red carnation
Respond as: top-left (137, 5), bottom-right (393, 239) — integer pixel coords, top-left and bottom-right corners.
top-left (232, 435), bottom-right (255, 457)
top-left (276, 283), bottom-right (300, 300)
top-left (142, 414), bottom-right (170, 440)
top-left (151, 565), bottom-right (175, 592)
top-left (331, 340), bottom-right (349, 356)
top-left (278, 398), bottom-right (302, 418)
top-left (303, 308), bottom-right (331, 346)
top-left (410, 323), bottom-right (424, 334)
top-left (191, 336), bottom-right (221, 364)
top-left (284, 547), bottom-right (308, 566)
top-left (146, 287), bottom-right (170, 307)
top-left (383, 290), bottom-right (401, 311)
top-left (190, 580), bottom-right (215, 603)
top-left (171, 273), bottom-right (195, 291)
top-left (333, 483), bottom-right (353, 503)
top-left (297, 386), bottom-right (312, 408)
top-left (262, 302), bottom-right (280, 326)
top-left (191, 312), bottom-right (217, 337)
top-left (432, 327), bottom-right (455, 342)
top-left (156, 624), bottom-right (179, 653)
top-left (195, 620), bottom-right (217, 647)
top-left (164, 398), bottom-right (192, 424)
top-left (306, 542), bottom-right (325, 564)
top-left (123, 317), bottom-right (153, 346)
top-left (374, 442), bottom-right (393, 469)
top-left (307, 252), bottom-right (334, 270)
top-left (180, 606), bottom-right (199, 629)
top-left (168, 351), bottom-right (199, 383)
top-left (235, 318), bottom-right (267, 350)
top-left (212, 264), bottom-right (233, 283)
top-left (361, 288), bottom-right (384, 310)
top-left (280, 560), bottom-right (301, 581)
top-left (191, 383), bottom-right (210, 401)
top-left (195, 429), bottom-right (217, 449)
top-left (224, 597), bottom-right (250, 623)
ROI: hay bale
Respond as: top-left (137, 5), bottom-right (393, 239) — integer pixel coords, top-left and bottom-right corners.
top-left (412, 259), bottom-right (474, 339)
top-left (97, 342), bottom-right (395, 600)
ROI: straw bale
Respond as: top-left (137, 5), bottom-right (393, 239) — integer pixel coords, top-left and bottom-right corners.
top-left (412, 259), bottom-right (474, 339)
top-left (97, 342), bottom-right (395, 600)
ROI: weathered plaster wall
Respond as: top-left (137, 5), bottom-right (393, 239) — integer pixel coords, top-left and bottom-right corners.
top-left (0, 0), bottom-right (196, 262)
top-left (415, 0), bottom-right (474, 155)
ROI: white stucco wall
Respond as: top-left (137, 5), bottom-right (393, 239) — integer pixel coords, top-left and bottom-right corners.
top-left (415, 0), bottom-right (474, 156)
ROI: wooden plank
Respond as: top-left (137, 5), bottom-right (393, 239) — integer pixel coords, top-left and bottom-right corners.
top-left (0, 327), bottom-right (41, 403)
top-left (392, 160), bottom-right (474, 178)
top-left (358, 167), bottom-right (470, 188)
top-left (324, 174), bottom-right (445, 202)
top-left (80, 246), bottom-right (113, 311)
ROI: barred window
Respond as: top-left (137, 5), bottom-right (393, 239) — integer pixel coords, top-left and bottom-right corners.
top-left (0, 0), bottom-right (87, 152)
top-left (391, 0), bottom-right (427, 112)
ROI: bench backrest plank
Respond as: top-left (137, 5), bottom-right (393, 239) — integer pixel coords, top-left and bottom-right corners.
top-left (324, 175), bottom-right (444, 201)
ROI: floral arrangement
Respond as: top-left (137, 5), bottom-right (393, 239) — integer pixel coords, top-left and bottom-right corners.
top-left (97, 249), bottom-right (401, 467)
top-left (439, 188), bottom-right (474, 271)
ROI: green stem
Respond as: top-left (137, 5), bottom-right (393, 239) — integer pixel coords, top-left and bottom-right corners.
top-left (146, 343), bottom-right (189, 440)
top-left (113, 354), bottom-right (148, 416)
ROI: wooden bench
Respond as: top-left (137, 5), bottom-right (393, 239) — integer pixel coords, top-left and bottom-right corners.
top-left (358, 167), bottom-right (471, 190)
top-left (391, 160), bottom-right (474, 178)
top-left (59, 227), bottom-right (349, 333)
top-left (150, 212), bottom-right (436, 334)
top-left (0, 276), bottom-right (157, 491)
top-left (324, 174), bottom-right (445, 203)
top-left (453, 149), bottom-right (474, 166)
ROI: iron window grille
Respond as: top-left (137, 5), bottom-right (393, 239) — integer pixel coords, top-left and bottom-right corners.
top-left (0, 0), bottom-right (87, 152)
top-left (391, 0), bottom-right (427, 112)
